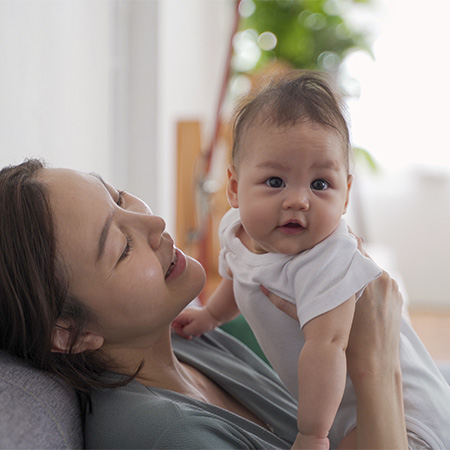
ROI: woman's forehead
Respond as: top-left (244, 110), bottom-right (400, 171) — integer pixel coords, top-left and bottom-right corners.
top-left (39, 168), bottom-right (110, 252)
top-left (39, 168), bottom-right (111, 206)
top-left (39, 167), bottom-right (95, 187)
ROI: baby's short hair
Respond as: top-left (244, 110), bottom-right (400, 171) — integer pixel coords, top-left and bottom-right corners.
top-left (232, 71), bottom-right (351, 170)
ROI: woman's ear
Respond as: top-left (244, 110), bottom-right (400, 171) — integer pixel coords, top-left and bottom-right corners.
top-left (51, 319), bottom-right (104, 354)
top-left (343, 173), bottom-right (354, 214)
top-left (226, 165), bottom-right (239, 208)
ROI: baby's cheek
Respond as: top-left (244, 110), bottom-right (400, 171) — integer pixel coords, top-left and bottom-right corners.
top-left (246, 204), bottom-right (270, 227)
top-left (243, 216), bottom-right (266, 240)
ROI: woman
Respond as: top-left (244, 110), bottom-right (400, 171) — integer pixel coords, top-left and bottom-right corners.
top-left (0, 159), bottom-right (407, 449)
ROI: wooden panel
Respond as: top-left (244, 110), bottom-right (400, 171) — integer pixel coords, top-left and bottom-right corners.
top-left (175, 119), bottom-right (233, 302)
top-left (176, 121), bottom-right (202, 260)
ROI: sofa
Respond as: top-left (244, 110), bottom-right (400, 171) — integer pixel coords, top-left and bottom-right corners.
top-left (1, 348), bottom-right (450, 450)
top-left (0, 350), bottom-right (83, 449)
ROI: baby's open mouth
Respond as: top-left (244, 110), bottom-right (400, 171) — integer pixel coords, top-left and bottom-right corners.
top-left (284, 222), bottom-right (302, 228)
top-left (278, 221), bottom-right (305, 233)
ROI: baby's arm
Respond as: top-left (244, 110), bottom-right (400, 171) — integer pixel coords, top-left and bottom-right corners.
top-left (172, 278), bottom-right (239, 338)
top-left (294, 296), bottom-right (355, 449)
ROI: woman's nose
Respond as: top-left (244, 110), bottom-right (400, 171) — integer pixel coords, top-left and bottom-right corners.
top-left (138, 214), bottom-right (166, 249)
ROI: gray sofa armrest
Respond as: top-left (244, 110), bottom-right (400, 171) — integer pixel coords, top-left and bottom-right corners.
top-left (0, 347), bottom-right (448, 449)
top-left (0, 350), bottom-right (83, 449)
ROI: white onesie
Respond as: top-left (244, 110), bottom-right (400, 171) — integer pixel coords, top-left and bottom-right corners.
top-left (219, 207), bottom-right (450, 449)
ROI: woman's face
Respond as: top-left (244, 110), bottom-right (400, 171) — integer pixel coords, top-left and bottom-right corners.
top-left (39, 168), bottom-right (206, 349)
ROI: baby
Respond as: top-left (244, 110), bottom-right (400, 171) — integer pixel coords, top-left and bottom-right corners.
top-left (173, 72), bottom-right (450, 449)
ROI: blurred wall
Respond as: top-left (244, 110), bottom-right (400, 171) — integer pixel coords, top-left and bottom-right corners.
top-left (158, 0), bottom-right (234, 231)
top-left (1, 0), bottom-right (449, 308)
top-left (0, 1), bottom-right (161, 218)
top-left (0, 1), bottom-right (112, 176)
top-left (343, 0), bottom-right (450, 308)
top-left (0, 0), bottom-right (233, 234)
top-left (349, 168), bottom-right (450, 309)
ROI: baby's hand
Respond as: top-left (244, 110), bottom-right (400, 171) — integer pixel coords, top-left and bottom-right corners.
top-left (171, 306), bottom-right (220, 339)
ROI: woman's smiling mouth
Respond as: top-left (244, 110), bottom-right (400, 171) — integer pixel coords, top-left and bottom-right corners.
top-left (165, 247), bottom-right (187, 281)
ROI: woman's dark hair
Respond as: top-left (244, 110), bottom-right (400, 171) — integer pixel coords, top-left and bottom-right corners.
top-left (232, 70), bottom-right (351, 171)
top-left (0, 159), bottom-right (136, 394)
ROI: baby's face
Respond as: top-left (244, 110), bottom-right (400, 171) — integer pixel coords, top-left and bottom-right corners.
top-left (227, 121), bottom-right (352, 255)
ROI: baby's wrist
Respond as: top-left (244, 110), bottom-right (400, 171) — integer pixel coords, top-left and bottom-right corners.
top-left (204, 305), bottom-right (222, 326)
top-left (292, 432), bottom-right (329, 450)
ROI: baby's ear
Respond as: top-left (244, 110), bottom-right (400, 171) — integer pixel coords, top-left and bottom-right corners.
top-left (343, 174), bottom-right (353, 214)
top-left (51, 319), bottom-right (104, 354)
top-left (226, 165), bottom-right (239, 208)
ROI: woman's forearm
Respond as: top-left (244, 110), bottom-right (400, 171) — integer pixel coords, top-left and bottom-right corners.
top-left (347, 270), bottom-right (408, 449)
top-left (353, 362), bottom-right (407, 449)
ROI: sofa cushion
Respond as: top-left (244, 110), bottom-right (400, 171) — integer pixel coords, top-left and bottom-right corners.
top-left (0, 350), bottom-right (83, 449)
top-left (0, 347), bottom-right (449, 450)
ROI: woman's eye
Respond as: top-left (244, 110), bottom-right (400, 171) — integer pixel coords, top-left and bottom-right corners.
top-left (118, 236), bottom-right (133, 263)
top-left (116, 190), bottom-right (126, 207)
top-left (311, 179), bottom-right (329, 191)
top-left (265, 177), bottom-right (285, 188)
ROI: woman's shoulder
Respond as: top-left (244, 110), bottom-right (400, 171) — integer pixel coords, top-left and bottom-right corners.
top-left (84, 378), bottom-right (284, 450)
top-left (172, 328), bottom-right (276, 379)
top-left (85, 381), bottom-right (211, 448)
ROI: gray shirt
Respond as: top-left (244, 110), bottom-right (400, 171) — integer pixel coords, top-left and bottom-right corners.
top-left (85, 329), bottom-right (298, 449)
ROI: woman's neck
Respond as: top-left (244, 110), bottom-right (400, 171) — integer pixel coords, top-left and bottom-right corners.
top-left (109, 332), bottom-right (270, 430)
top-left (103, 329), bottom-right (204, 397)
top-left (102, 329), bottom-right (174, 379)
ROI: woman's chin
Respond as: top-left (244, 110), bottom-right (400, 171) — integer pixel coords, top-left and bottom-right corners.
top-left (186, 254), bottom-right (207, 294)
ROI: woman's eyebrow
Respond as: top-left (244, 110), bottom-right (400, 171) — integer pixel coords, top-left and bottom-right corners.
top-left (88, 173), bottom-right (115, 264)
top-left (97, 211), bottom-right (115, 264)
top-left (90, 172), bottom-right (107, 188)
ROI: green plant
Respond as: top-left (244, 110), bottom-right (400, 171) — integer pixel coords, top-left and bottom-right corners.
top-left (236, 0), bottom-right (374, 74)
top-left (234, 0), bottom-right (379, 171)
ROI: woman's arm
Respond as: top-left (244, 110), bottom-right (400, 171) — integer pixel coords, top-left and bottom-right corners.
top-left (261, 271), bottom-right (408, 449)
top-left (345, 271), bottom-right (407, 449)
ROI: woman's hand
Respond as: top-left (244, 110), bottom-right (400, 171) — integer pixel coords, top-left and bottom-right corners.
top-left (346, 270), bottom-right (403, 380)
top-left (346, 232), bottom-right (404, 380)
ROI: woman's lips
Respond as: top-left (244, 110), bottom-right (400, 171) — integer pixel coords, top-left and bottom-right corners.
top-left (165, 247), bottom-right (187, 281)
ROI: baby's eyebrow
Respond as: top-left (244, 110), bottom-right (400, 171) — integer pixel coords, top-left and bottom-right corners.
top-left (255, 161), bottom-right (289, 171)
top-left (310, 160), bottom-right (341, 171)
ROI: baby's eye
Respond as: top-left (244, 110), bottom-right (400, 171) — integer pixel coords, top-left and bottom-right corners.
top-left (265, 177), bottom-right (285, 188)
top-left (311, 179), bottom-right (329, 191)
